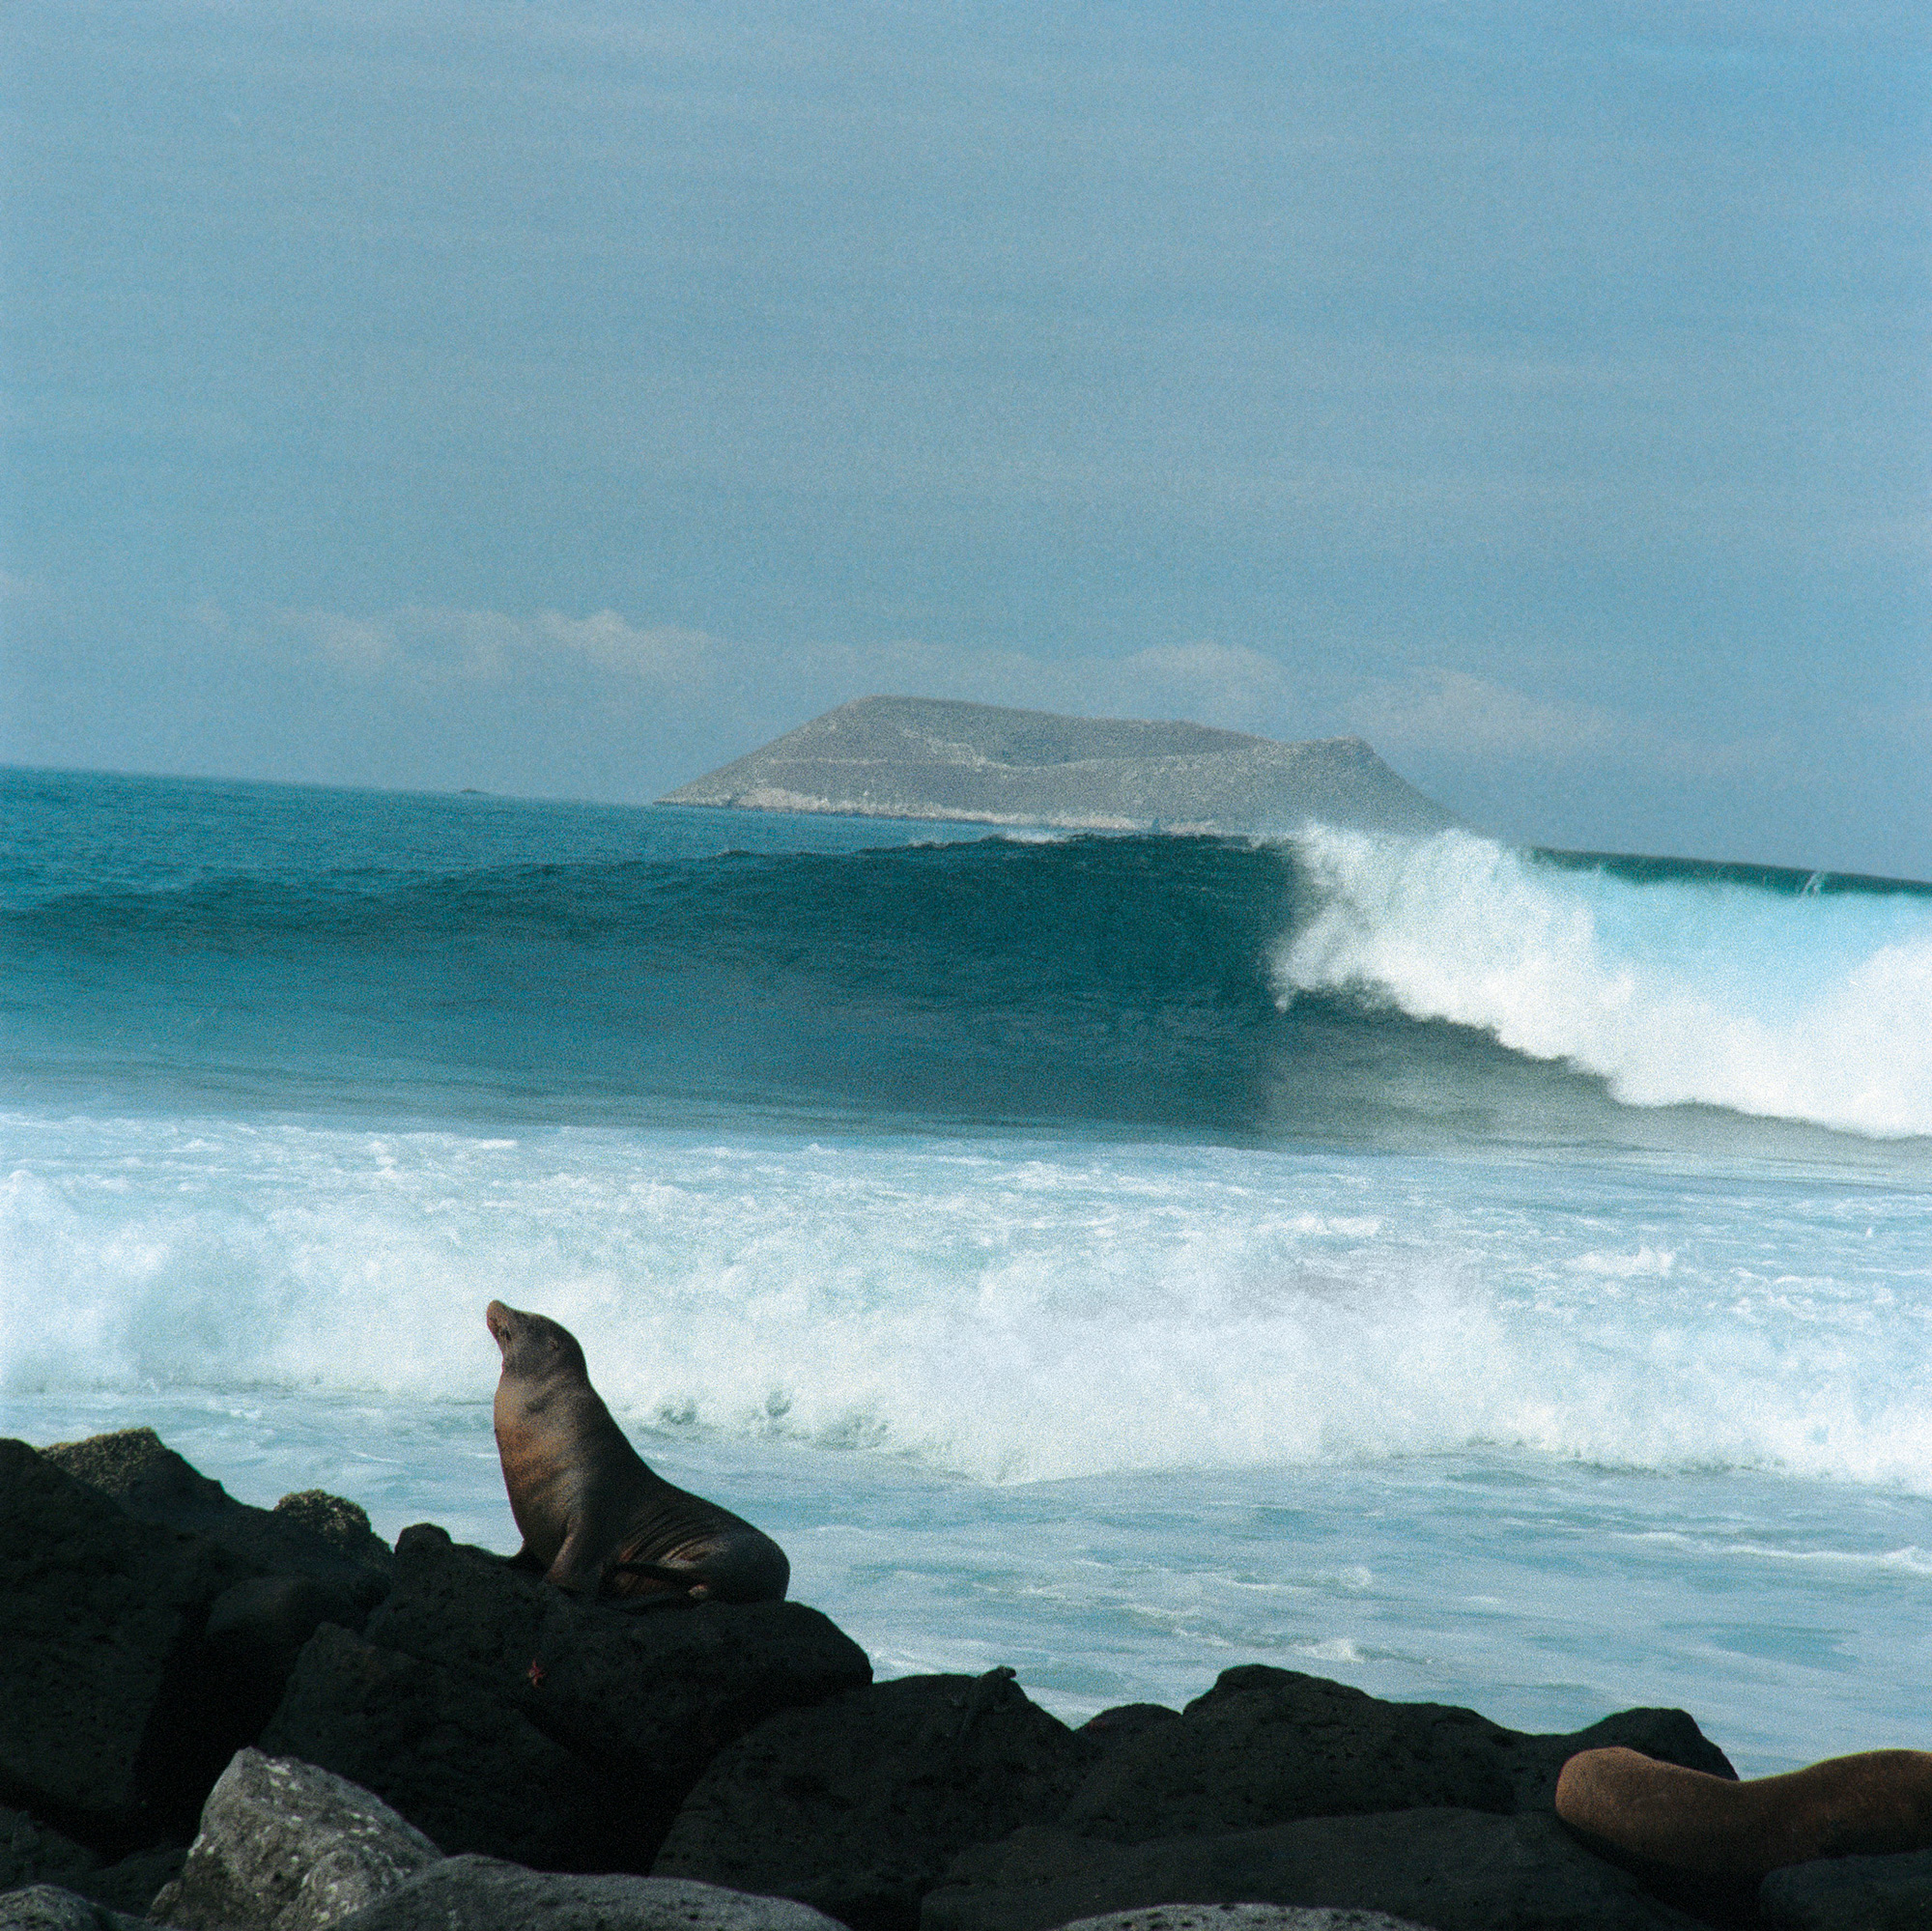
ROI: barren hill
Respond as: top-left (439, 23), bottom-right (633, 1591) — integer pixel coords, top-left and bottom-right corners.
top-left (660, 696), bottom-right (1462, 837)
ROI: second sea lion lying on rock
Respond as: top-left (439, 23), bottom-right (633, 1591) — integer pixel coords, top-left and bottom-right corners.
top-left (486, 1299), bottom-right (790, 1604)
top-left (1555, 1743), bottom-right (1932, 1878)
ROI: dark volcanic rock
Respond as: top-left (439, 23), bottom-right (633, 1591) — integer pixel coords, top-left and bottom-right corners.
top-left (1073, 1709), bottom-right (1180, 1765)
top-left (1057, 1668), bottom-right (1515, 1840)
top-left (0, 1438), bottom-right (259, 1839)
top-left (1058, 1668), bottom-right (1733, 1844)
top-left (42, 1432), bottom-right (391, 1611)
top-left (180, 1576), bottom-right (371, 1802)
top-left (0, 1887), bottom-right (154, 1931)
top-left (360, 1525), bottom-right (871, 1860)
top-left (150, 1748), bottom-right (440, 1931)
top-left (1498, 1707), bottom-right (1735, 1812)
top-left (271, 1493), bottom-right (394, 1576)
top-left (921, 1813), bottom-right (1708, 1931)
top-left (0, 1813), bottom-right (97, 1895)
top-left (1758, 1847), bottom-right (1932, 1930)
top-left (318, 1858), bottom-right (848, 1931)
top-left (654, 1669), bottom-right (1086, 1931)
top-left (59, 1846), bottom-right (185, 1919)
top-left (258, 1622), bottom-right (611, 1871)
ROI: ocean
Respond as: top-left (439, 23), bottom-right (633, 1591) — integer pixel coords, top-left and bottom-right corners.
top-left (4, 764), bottom-right (1930, 1775)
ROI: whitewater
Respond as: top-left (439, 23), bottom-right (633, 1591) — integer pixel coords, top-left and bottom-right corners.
top-left (4, 766), bottom-right (1930, 1775)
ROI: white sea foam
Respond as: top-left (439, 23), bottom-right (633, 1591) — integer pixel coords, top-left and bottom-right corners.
top-left (6, 1110), bottom-right (1930, 1491)
top-left (1275, 828), bottom-right (1932, 1139)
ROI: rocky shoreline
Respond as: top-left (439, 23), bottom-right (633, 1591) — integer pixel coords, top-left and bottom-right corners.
top-left (4, 1430), bottom-right (1926, 1931)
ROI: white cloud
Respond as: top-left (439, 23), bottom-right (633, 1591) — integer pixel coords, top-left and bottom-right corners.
top-left (1347, 667), bottom-right (1792, 784)
top-left (268, 599), bottom-right (1305, 743)
top-left (533, 611), bottom-right (715, 682)
top-left (1349, 669), bottom-right (1627, 763)
top-left (273, 605), bottom-right (720, 690)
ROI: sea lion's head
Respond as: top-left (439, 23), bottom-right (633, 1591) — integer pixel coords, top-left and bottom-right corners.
top-left (486, 1300), bottom-right (589, 1384)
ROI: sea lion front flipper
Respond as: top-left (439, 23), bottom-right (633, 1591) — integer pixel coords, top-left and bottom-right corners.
top-left (543, 1521), bottom-right (608, 1596)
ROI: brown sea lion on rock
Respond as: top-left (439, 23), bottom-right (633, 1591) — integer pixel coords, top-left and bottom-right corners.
top-left (485, 1299), bottom-right (789, 1604)
top-left (1555, 1743), bottom-right (1932, 1879)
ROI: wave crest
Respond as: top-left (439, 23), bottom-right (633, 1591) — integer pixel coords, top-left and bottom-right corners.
top-left (1275, 828), bottom-right (1932, 1139)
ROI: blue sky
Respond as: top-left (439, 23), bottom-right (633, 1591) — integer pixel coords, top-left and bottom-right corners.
top-left (4, 1), bottom-right (1927, 874)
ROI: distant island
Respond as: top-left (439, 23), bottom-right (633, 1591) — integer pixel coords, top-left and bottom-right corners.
top-left (660, 695), bottom-right (1463, 838)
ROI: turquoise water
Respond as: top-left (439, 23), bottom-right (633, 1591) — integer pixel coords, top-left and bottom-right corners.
top-left (5, 766), bottom-right (1930, 1773)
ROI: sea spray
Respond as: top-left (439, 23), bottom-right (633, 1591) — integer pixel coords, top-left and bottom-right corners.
top-left (8, 1115), bottom-right (1930, 1491)
top-left (1277, 827), bottom-right (1932, 1138)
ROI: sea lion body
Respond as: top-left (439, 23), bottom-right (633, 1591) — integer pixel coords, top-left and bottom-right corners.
top-left (1555, 1744), bottom-right (1932, 1879)
top-left (486, 1299), bottom-right (789, 1604)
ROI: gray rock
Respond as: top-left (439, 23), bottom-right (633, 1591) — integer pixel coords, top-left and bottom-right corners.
top-left (0, 1813), bottom-right (97, 1894)
top-left (1759, 1847), bottom-right (1932, 1930)
top-left (920, 1813), bottom-right (1708, 1931)
top-left (1052, 1908), bottom-right (1426, 1931)
top-left (321, 1856), bottom-right (850, 1931)
top-left (148, 1749), bottom-right (440, 1931)
top-left (360, 1525), bottom-right (871, 1861)
top-left (0, 1438), bottom-right (258, 1832)
top-left (0, 1886), bottom-right (152, 1931)
top-left (660, 698), bottom-right (1464, 839)
top-left (258, 1624), bottom-right (611, 1871)
top-left (41, 1433), bottom-right (390, 1607)
top-left (655, 1669), bottom-right (1086, 1931)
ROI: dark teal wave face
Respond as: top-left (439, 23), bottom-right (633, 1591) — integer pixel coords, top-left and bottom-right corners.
top-left (5, 768), bottom-right (1926, 1160)
top-left (0, 779), bottom-right (1547, 1144)
top-left (5, 828), bottom-right (1281, 1126)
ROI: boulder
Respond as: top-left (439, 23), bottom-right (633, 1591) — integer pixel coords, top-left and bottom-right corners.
top-left (654, 1669), bottom-right (1086, 1931)
top-left (1058, 1669), bottom-right (1514, 1840)
top-left (0, 1829), bottom-right (172, 1926)
top-left (1758, 1848), bottom-right (1932, 1930)
top-left (1499, 1708), bottom-right (1733, 1813)
top-left (1072, 1711), bottom-right (1179, 1762)
top-left (920, 1813), bottom-right (1708, 1931)
top-left (271, 1495), bottom-right (394, 1578)
top-left (359, 1526), bottom-right (872, 1860)
top-left (258, 1624), bottom-right (611, 1870)
top-left (0, 1887), bottom-right (154, 1931)
top-left (1057, 1668), bottom-right (1734, 1844)
top-left (41, 1434), bottom-right (390, 1612)
top-left (191, 1578), bottom-right (371, 1759)
top-left (0, 1814), bottom-right (97, 1895)
top-left (56, 1852), bottom-right (186, 1921)
top-left (0, 1807), bottom-right (96, 1900)
top-left (149, 1749), bottom-right (440, 1931)
top-left (0, 1439), bottom-right (259, 1839)
top-left (318, 1857), bottom-right (851, 1931)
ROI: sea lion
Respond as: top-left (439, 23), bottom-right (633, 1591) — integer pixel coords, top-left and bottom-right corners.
top-left (1555, 1744), bottom-right (1932, 1879)
top-left (485, 1299), bottom-right (789, 1604)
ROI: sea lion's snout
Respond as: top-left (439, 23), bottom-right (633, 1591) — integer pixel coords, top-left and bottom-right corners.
top-left (487, 1300), bottom-right (582, 1378)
